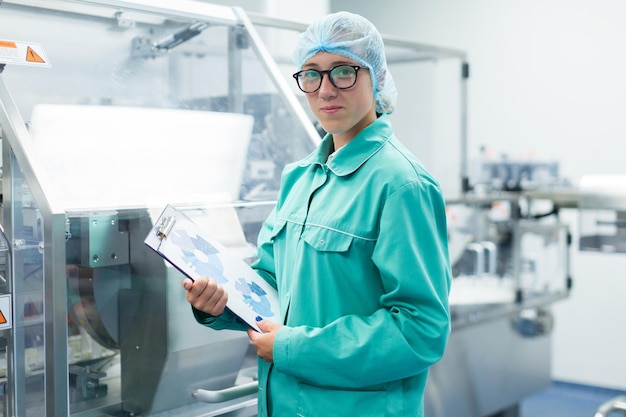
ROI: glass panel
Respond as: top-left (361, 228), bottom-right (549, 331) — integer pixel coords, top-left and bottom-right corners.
top-left (447, 200), bottom-right (569, 311)
top-left (2, 2), bottom-right (315, 207)
top-left (518, 222), bottom-right (569, 297)
top-left (447, 201), bottom-right (520, 306)
top-left (0, 169), bottom-right (13, 417)
top-left (9, 152), bottom-right (45, 417)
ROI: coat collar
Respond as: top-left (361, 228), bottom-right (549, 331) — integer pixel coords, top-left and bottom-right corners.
top-left (299, 114), bottom-right (393, 176)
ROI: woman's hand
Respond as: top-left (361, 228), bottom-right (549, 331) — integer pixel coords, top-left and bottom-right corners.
top-left (182, 277), bottom-right (228, 316)
top-left (248, 318), bottom-right (282, 363)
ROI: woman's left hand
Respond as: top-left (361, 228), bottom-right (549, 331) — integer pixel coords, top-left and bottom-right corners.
top-left (247, 319), bottom-right (282, 363)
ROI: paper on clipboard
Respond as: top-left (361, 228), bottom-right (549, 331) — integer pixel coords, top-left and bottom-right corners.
top-left (144, 205), bottom-right (279, 332)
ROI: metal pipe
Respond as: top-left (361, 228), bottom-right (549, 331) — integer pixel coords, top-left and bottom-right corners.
top-left (233, 6), bottom-right (322, 146)
top-left (193, 381), bottom-right (258, 403)
top-left (594, 395), bottom-right (626, 417)
top-left (460, 61), bottom-right (470, 193)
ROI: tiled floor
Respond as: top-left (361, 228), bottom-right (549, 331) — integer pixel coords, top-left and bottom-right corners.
top-left (521, 381), bottom-right (625, 417)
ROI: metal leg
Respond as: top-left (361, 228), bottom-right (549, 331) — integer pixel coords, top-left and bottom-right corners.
top-left (594, 396), bottom-right (626, 417)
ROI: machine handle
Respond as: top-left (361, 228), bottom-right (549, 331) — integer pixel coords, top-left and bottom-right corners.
top-left (193, 381), bottom-right (258, 403)
top-left (594, 395), bottom-right (626, 417)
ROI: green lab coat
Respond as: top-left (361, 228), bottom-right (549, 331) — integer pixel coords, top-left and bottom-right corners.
top-left (194, 114), bottom-right (451, 417)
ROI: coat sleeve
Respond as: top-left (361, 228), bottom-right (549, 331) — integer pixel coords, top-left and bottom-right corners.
top-left (191, 306), bottom-right (249, 331)
top-left (272, 179), bottom-right (451, 388)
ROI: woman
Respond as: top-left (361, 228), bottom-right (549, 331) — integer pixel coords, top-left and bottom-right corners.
top-left (183, 11), bottom-right (451, 417)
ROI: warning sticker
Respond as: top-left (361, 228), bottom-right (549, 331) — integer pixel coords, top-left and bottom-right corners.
top-left (26, 46), bottom-right (46, 63)
top-left (0, 40), bottom-right (51, 67)
top-left (0, 294), bottom-right (12, 330)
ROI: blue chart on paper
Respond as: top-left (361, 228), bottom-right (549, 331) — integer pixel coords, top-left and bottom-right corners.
top-left (235, 278), bottom-right (274, 317)
top-left (172, 229), bottom-right (226, 282)
top-left (170, 229), bottom-right (275, 319)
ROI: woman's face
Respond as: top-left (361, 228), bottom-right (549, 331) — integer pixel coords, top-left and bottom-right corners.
top-left (301, 52), bottom-right (377, 148)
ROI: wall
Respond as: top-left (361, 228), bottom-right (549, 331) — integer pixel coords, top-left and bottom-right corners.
top-left (331, 0), bottom-right (626, 391)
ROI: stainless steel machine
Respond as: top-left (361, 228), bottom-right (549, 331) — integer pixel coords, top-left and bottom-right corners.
top-left (0, 1), bottom-right (598, 417)
top-left (431, 173), bottom-right (573, 417)
top-left (0, 2), bottom-right (318, 416)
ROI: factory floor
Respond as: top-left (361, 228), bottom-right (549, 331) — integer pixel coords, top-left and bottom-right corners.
top-left (520, 381), bottom-right (625, 417)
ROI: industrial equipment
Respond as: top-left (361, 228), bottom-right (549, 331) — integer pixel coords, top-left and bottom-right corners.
top-left (0, 1), bottom-right (318, 416)
top-left (439, 159), bottom-right (572, 417)
top-left (578, 175), bottom-right (626, 253)
top-left (0, 1), bottom-right (603, 417)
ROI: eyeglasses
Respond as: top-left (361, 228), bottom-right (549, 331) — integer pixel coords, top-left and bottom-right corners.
top-left (292, 65), bottom-right (366, 93)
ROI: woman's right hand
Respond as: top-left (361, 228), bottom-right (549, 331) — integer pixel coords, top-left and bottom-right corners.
top-left (182, 276), bottom-right (228, 316)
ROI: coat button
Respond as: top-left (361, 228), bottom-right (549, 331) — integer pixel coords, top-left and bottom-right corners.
top-left (319, 239), bottom-right (325, 246)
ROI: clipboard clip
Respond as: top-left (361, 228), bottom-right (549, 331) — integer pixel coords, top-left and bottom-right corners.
top-left (156, 216), bottom-right (176, 239)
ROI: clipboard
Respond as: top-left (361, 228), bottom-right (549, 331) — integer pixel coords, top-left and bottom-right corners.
top-left (144, 204), bottom-right (279, 332)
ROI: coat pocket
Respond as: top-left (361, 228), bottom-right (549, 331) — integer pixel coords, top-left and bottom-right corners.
top-left (301, 225), bottom-right (354, 252)
top-left (269, 218), bottom-right (288, 241)
top-left (297, 382), bottom-right (388, 417)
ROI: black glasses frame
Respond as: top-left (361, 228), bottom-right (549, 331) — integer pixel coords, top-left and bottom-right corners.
top-left (292, 65), bottom-right (365, 93)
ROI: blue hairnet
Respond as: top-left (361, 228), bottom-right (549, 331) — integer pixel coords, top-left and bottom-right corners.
top-left (293, 11), bottom-right (397, 114)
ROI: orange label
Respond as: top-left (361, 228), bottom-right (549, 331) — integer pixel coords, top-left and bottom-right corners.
top-left (26, 46), bottom-right (46, 63)
top-left (0, 40), bottom-right (17, 48)
top-left (0, 310), bottom-right (6, 325)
